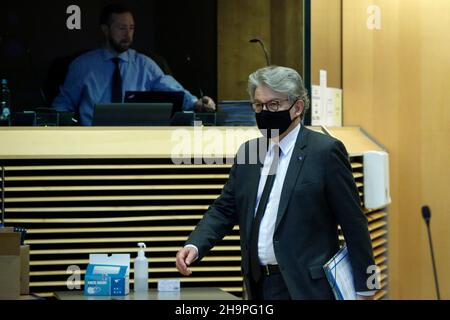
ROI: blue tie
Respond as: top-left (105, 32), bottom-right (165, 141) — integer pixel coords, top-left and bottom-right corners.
top-left (111, 57), bottom-right (122, 103)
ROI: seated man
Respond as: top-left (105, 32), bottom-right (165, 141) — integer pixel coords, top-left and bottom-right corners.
top-left (52, 4), bottom-right (215, 126)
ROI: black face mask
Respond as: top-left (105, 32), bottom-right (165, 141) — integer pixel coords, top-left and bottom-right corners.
top-left (255, 103), bottom-right (296, 138)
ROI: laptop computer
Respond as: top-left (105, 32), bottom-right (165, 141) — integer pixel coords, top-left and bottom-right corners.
top-left (92, 103), bottom-right (173, 126)
top-left (124, 91), bottom-right (185, 116)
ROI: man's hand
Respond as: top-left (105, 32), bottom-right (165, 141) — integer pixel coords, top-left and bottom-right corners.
top-left (194, 96), bottom-right (216, 112)
top-left (176, 246), bottom-right (198, 276)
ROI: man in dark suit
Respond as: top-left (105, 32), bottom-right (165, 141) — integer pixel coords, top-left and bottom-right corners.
top-left (176, 66), bottom-right (376, 300)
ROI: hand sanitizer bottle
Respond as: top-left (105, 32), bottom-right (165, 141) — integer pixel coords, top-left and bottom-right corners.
top-left (134, 242), bottom-right (149, 293)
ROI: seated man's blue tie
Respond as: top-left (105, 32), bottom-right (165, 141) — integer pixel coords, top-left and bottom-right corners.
top-left (111, 57), bottom-right (122, 103)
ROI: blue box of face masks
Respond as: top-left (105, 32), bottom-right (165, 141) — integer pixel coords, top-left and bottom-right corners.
top-left (84, 264), bottom-right (129, 296)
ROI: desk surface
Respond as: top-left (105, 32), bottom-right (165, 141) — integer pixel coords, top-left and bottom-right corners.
top-left (55, 288), bottom-right (241, 300)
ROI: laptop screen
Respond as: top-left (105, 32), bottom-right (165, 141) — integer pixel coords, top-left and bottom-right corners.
top-left (92, 103), bottom-right (173, 126)
top-left (124, 91), bottom-right (185, 116)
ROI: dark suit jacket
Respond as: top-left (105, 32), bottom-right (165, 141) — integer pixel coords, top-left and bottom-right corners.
top-left (186, 126), bottom-right (376, 299)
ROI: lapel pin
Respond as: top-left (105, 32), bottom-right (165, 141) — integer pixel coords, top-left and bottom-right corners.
top-left (298, 156), bottom-right (303, 161)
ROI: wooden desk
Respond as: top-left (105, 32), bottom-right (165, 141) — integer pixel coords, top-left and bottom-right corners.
top-left (55, 288), bottom-right (240, 300)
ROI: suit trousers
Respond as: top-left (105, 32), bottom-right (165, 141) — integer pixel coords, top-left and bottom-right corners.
top-left (251, 272), bottom-right (291, 300)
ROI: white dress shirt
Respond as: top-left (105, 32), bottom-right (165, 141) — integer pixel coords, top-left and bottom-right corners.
top-left (255, 124), bottom-right (300, 265)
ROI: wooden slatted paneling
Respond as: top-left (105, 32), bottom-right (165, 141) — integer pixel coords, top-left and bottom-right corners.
top-left (1, 159), bottom-right (243, 298)
top-left (349, 154), bottom-right (389, 300)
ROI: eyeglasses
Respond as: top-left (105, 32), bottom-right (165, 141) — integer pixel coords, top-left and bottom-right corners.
top-left (251, 99), bottom-right (291, 113)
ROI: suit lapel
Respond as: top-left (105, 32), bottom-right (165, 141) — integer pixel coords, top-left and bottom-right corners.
top-left (244, 164), bottom-right (261, 242)
top-left (244, 139), bottom-right (265, 243)
top-left (274, 126), bottom-right (309, 231)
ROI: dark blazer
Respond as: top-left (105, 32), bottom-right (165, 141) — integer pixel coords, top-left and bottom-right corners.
top-left (186, 126), bottom-right (376, 299)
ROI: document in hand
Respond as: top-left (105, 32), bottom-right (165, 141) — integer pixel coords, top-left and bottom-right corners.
top-left (323, 246), bottom-right (357, 300)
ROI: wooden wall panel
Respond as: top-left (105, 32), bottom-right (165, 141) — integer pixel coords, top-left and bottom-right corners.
top-left (217, 0), bottom-right (304, 101)
top-left (311, 0), bottom-right (342, 88)
top-left (270, 0), bottom-right (304, 72)
top-left (343, 0), bottom-right (450, 299)
top-left (343, 0), bottom-right (401, 299)
top-left (217, 0), bottom-right (271, 101)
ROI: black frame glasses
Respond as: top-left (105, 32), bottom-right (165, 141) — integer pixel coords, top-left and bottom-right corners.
top-left (251, 99), bottom-right (290, 113)
top-left (252, 99), bottom-right (299, 113)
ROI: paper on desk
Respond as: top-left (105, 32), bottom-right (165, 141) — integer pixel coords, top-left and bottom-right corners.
top-left (311, 85), bottom-right (342, 127)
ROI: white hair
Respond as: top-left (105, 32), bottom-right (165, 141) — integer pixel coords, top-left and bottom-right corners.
top-left (247, 65), bottom-right (310, 119)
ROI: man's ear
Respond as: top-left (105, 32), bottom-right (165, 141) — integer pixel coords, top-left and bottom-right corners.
top-left (101, 24), bottom-right (109, 37)
top-left (295, 100), bottom-right (304, 117)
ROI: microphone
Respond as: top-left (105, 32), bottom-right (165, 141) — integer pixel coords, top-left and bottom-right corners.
top-left (249, 38), bottom-right (270, 66)
top-left (421, 205), bottom-right (441, 300)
